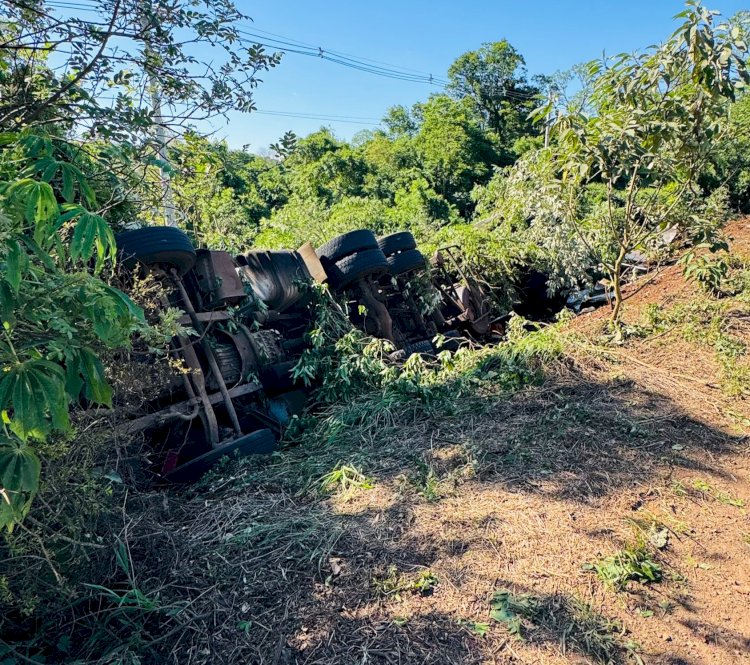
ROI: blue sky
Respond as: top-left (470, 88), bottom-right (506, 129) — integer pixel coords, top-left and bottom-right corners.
top-left (208, 1), bottom-right (747, 151)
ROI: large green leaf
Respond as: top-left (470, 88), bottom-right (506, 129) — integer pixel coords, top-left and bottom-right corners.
top-left (70, 211), bottom-right (116, 271)
top-left (3, 238), bottom-right (28, 295)
top-left (4, 178), bottom-right (58, 224)
top-left (65, 347), bottom-right (113, 406)
top-left (0, 487), bottom-right (34, 533)
top-left (0, 281), bottom-right (16, 326)
top-left (31, 156), bottom-right (92, 205)
top-left (28, 181), bottom-right (57, 224)
top-left (85, 284), bottom-right (144, 345)
top-left (0, 439), bottom-right (41, 492)
top-left (0, 359), bottom-right (70, 440)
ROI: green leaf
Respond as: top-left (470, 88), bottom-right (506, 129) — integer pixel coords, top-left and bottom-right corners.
top-left (469, 621), bottom-right (489, 637)
top-left (0, 488), bottom-right (34, 533)
top-left (115, 538), bottom-right (130, 576)
top-left (39, 157), bottom-right (58, 183)
top-left (64, 356), bottom-right (84, 403)
top-left (0, 359), bottom-right (69, 440)
top-left (4, 238), bottom-right (27, 295)
top-left (78, 176), bottom-right (97, 207)
top-left (61, 163), bottom-right (75, 202)
top-left (73, 347), bottom-right (113, 406)
top-left (0, 438), bottom-right (40, 493)
top-left (103, 285), bottom-right (145, 321)
top-left (20, 236), bottom-right (57, 272)
top-left (27, 181), bottom-right (57, 224)
top-left (70, 212), bottom-right (116, 271)
top-left (0, 132), bottom-right (20, 146)
top-left (0, 281), bottom-right (16, 326)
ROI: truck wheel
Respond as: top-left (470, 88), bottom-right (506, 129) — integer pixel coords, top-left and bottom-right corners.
top-left (402, 339), bottom-right (435, 356)
top-left (328, 248), bottom-right (389, 290)
top-left (317, 230), bottom-right (377, 264)
top-left (378, 231), bottom-right (416, 256)
top-left (116, 226), bottom-right (196, 276)
top-left (164, 428), bottom-right (277, 483)
top-left (387, 249), bottom-right (426, 276)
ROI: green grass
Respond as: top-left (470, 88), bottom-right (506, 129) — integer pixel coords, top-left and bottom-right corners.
top-left (587, 540), bottom-right (663, 590)
top-left (691, 478), bottom-right (745, 507)
top-left (319, 463), bottom-right (374, 495)
top-left (408, 459), bottom-right (445, 503)
top-left (489, 589), bottom-right (643, 664)
top-left (371, 566), bottom-right (439, 600)
top-left (639, 263), bottom-right (750, 397)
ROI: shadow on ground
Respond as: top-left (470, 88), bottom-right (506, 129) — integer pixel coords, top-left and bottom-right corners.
top-left (5, 366), bottom-right (746, 664)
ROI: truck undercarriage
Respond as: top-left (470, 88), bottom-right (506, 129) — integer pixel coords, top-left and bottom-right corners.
top-left (115, 227), bottom-right (500, 481)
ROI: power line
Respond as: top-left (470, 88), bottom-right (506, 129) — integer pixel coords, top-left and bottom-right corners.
top-left (235, 28), bottom-right (449, 85)
top-left (41, 1), bottom-right (540, 99)
top-left (244, 25), bottom-right (435, 77)
top-left (43, 0), bottom-right (450, 87)
top-left (256, 109), bottom-right (381, 121)
top-left (236, 31), bottom-right (448, 86)
top-left (91, 96), bottom-right (383, 125)
top-left (254, 110), bottom-right (379, 125)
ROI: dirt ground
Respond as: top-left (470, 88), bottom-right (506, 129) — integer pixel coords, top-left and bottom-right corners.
top-left (130, 220), bottom-right (750, 665)
top-left (274, 370), bottom-right (750, 665)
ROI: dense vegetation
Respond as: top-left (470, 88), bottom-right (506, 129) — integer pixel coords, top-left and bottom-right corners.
top-left (169, 9), bottom-right (750, 326)
top-left (0, 0), bottom-right (749, 662)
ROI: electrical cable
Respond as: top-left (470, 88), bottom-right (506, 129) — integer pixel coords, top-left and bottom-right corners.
top-left (40, 1), bottom-right (540, 99)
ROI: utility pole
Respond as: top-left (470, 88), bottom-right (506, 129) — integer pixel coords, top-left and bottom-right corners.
top-left (150, 79), bottom-right (177, 227)
top-left (141, 0), bottom-right (177, 227)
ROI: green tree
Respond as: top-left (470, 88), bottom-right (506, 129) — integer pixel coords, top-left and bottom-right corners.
top-left (169, 135), bottom-right (284, 251)
top-left (702, 93), bottom-right (750, 211)
top-left (283, 129), bottom-right (368, 205)
top-left (1, 0), bottom-right (281, 225)
top-left (0, 132), bottom-right (144, 530)
top-left (0, 0), bottom-right (278, 530)
top-left (447, 41), bottom-right (540, 149)
top-left (537, 2), bottom-right (748, 328)
top-left (382, 105), bottom-right (420, 138)
top-left (414, 95), bottom-right (498, 213)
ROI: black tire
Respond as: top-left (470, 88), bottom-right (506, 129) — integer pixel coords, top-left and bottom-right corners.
top-left (164, 428), bottom-right (277, 483)
top-left (402, 339), bottom-right (435, 356)
top-left (116, 227), bottom-right (196, 276)
top-left (378, 231), bottom-right (416, 256)
top-left (327, 248), bottom-right (389, 290)
top-left (317, 230), bottom-right (378, 264)
top-left (387, 249), bottom-right (426, 276)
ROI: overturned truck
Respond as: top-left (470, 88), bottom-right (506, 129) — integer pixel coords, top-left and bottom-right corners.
top-left (116, 227), bottom-right (497, 481)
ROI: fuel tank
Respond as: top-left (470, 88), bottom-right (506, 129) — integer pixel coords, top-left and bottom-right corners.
top-left (236, 250), bottom-right (312, 312)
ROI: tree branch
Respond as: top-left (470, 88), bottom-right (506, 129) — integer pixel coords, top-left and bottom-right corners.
top-left (17, 0), bottom-right (123, 128)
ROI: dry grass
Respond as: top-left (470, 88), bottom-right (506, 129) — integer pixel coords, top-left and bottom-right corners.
top-left (70, 345), bottom-right (745, 664)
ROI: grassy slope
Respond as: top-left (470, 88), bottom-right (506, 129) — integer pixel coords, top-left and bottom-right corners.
top-left (11, 220), bottom-right (749, 665)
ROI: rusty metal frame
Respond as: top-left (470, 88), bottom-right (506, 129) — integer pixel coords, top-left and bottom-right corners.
top-left (431, 244), bottom-right (494, 336)
top-left (170, 268), bottom-right (244, 445)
